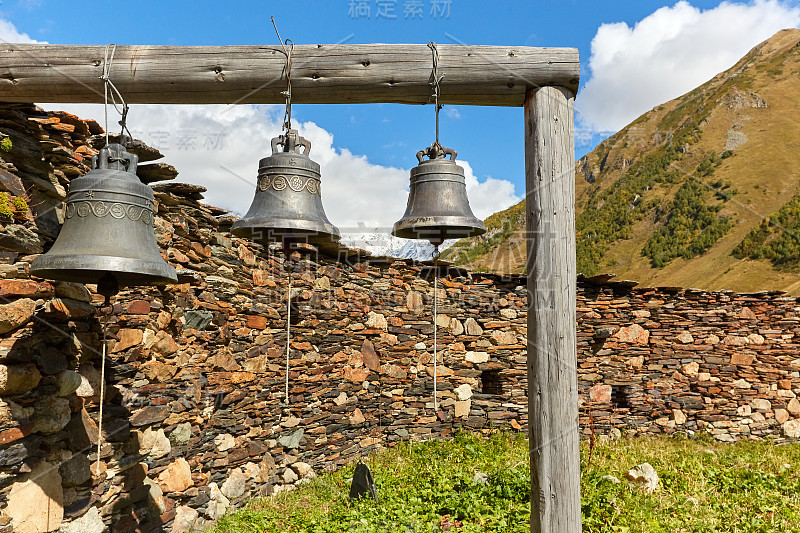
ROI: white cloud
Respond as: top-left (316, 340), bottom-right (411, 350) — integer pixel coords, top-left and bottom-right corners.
top-left (42, 103), bottom-right (519, 241)
top-left (444, 106), bottom-right (462, 120)
top-left (578, 0), bottom-right (800, 132)
top-left (0, 17), bottom-right (41, 43)
top-left (460, 161), bottom-right (520, 219)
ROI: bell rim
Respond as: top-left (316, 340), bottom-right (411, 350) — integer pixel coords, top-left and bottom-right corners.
top-left (30, 254), bottom-right (177, 287)
top-left (392, 216), bottom-right (486, 241)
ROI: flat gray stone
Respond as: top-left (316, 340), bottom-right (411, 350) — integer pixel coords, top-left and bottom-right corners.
top-left (58, 506), bottom-right (104, 533)
top-left (183, 310), bottom-right (213, 331)
top-left (169, 422), bottom-right (192, 446)
top-left (278, 428), bottom-right (304, 450)
top-left (221, 468), bottom-right (247, 500)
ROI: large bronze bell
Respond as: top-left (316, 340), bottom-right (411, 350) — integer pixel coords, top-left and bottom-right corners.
top-left (231, 130), bottom-right (340, 246)
top-left (393, 143), bottom-right (486, 245)
top-left (30, 141), bottom-right (177, 290)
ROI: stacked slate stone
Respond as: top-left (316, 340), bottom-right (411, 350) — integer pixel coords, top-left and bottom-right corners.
top-left (578, 281), bottom-right (800, 443)
top-left (0, 103), bottom-right (798, 532)
top-left (0, 104), bottom-right (529, 532)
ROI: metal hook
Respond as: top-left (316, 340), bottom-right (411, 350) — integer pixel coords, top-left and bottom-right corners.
top-left (427, 41), bottom-right (444, 146)
top-left (100, 44), bottom-right (129, 148)
top-left (272, 17), bottom-right (294, 133)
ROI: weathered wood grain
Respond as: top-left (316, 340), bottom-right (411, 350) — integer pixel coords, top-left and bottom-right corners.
top-left (525, 86), bottom-right (580, 532)
top-left (0, 44), bottom-right (578, 106)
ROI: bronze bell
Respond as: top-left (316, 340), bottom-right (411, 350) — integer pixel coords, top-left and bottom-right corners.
top-left (30, 141), bottom-right (177, 291)
top-left (392, 143), bottom-right (486, 245)
top-left (231, 130), bottom-right (340, 247)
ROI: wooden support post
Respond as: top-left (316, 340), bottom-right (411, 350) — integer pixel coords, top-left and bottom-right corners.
top-left (524, 86), bottom-right (579, 532)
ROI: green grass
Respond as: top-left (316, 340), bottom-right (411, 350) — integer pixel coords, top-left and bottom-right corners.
top-left (212, 433), bottom-right (800, 533)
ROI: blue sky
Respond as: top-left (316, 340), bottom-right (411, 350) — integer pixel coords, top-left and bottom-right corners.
top-left (1, 0), bottom-right (799, 243)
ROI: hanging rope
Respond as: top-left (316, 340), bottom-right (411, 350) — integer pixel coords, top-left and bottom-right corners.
top-left (93, 44), bottom-right (132, 474)
top-left (100, 44), bottom-right (131, 146)
top-left (270, 19), bottom-right (296, 408)
top-left (432, 245), bottom-right (439, 411)
top-left (271, 17), bottom-right (295, 134)
top-left (427, 41), bottom-right (444, 148)
top-left (95, 303), bottom-right (109, 475)
top-left (285, 249), bottom-right (292, 406)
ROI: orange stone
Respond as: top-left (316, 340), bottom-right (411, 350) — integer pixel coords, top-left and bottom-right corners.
top-left (127, 300), bottom-right (151, 315)
top-left (0, 424), bottom-right (32, 445)
top-left (738, 307), bottom-right (757, 320)
top-left (730, 352), bottom-right (755, 366)
top-left (253, 270), bottom-right (276, 287)
top-left (344, 367), bottom-right (370, 383)
top-left (614, 323), bottom-right (649, 345)
top-left (230, 372), bottom-right (255, 384)
top-left (246, 315), bottom-right (268, 330)
top-left (111, 328), bottom-right (144, 353)
top-left (0, 279), bottom-right (53, 298)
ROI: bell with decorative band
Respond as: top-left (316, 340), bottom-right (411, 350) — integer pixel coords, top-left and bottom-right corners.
top-left (392, 143), bottom-right (486, 246)
top-left (30, 141), bottom-right (177, 292)
top-left (231, 130), bottom-right (340, 248)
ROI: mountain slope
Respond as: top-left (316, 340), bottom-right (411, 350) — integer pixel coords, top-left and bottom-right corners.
top-left (444, 28), bottom-right (800, 293)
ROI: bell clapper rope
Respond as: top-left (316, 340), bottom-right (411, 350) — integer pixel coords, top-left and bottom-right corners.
top-left (95, 274), bottom-right (119, 476)
top-left (269, 19), bottom-right (298, 411)
top-left (95, 44), bottom-right (129, 476)
top-left (283, 240), bottom-right (295, 409)
top-left (432, 244), bottom-right (439, 412)
top-left (96, 305), bottom-right (108, 475)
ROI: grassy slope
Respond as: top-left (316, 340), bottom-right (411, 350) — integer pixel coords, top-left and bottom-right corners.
top-left (212, 432), bottom-right (800, 533)
top-left (608, 29), bottom-right (800, 292)
top-left (445, 29), bottom-right (800, 293)
top-left (440, 200), bottom-right (527, 274)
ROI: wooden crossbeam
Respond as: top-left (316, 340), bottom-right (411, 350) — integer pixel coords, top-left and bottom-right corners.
top-left (0, 43), bottom-right (578, 106)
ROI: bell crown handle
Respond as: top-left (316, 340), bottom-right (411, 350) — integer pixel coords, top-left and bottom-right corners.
top-left (93, 143), bottom-right (139, 174)
top-left (272, 129), bottom-right (311, 156)
top-left (416, 142), bottom-right (457, 164)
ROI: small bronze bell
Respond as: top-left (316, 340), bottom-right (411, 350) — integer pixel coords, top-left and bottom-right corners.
top-left (392, 143), bottom-right (486, 245)
top-left (231, 130), bottom-right (340, 247)
top-left (30, 141), bottom-right (177, 289)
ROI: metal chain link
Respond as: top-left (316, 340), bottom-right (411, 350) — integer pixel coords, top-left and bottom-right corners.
top-left (100, 44), bottom-right (131, 147)
top-left (427, 41), bottom-right (444, 147)
top-left (272, 17), bottom-right (295, 134)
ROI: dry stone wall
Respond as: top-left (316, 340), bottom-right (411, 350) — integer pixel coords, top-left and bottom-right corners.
top-left (0, 104), bottom-right (797, 532)
top-left (578, 281), bottom-right (800, 442)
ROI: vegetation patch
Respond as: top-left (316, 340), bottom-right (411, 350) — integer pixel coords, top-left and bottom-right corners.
top-left (0, 192), bottom-right (29, 221)
top-left (0, 134), bottom-right (11, 152)
top-left (212, 433), bottom-right (800, 533)
top-left (575, 115), bottom-right (705, 275)
top-left (641, 169), bottom-right (733, 268)
top-left (734, 191), bottom-right (800, 271)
